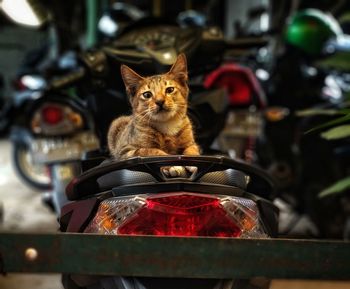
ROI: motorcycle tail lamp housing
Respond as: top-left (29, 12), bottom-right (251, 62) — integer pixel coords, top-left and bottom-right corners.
top-left (218, 75), bottom-right (253, 106)
top-left (204, 63), bottom-right (267, 108)
top-left (42, 105), bottom-right (63, 125)
top-left (85, 193), bottom-right (267, 238)
top-left (31, 102), bottom-right (84, 135)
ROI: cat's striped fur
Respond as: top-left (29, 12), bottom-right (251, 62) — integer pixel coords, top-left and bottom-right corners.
top-left (107, 54), bottom-right (200, 160)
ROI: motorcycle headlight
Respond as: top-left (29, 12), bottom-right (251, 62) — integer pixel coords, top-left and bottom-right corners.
top-left (31, 102), bottom-right (84, 136)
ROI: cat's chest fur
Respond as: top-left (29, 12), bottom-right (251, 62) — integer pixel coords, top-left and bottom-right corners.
top-left (152, 117), bottom-right (184, 136)
top-left (151, 118), bottom-right (187, 153)
top-left (157, 134), bottom-right (180, 154)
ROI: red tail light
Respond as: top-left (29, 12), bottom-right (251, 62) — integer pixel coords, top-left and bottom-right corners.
top-left (85, 193), bottom-right (267, 238)
top-left (41, 105), bottom-right (63, 125)
top-left (31, 102), bottom-right (85, 135)
top-left (215, 75), bottom-right (252, 106)
top-left (119, 194), bottom-right (241, 237)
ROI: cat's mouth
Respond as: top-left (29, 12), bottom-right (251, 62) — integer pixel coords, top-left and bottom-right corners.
top-left (155, 106), bottom-right (172, 114)
top-left (150, 106), bottom-right (177, 121)
top-left (157, 107), bottom-right (169, 113)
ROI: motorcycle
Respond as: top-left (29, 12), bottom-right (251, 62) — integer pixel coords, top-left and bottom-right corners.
top-left (204, 62), bottom-right (267, 163)
top-left (60, 155), bottom-right (278, 289)
top-left (9, 71), bottom-right (100, 212)
top-left (9, 51), bottom-right (81, 189)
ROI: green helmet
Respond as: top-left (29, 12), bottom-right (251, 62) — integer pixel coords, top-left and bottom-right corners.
top-left (285, 9), bottom-right (342, 56)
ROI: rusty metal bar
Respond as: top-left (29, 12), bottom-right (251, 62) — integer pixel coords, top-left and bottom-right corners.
top-left (0, 233), bottom-right (350, 279)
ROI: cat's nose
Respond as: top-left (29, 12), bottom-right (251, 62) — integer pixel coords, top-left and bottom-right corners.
top-left (155, 99), bottom-right (165, 108)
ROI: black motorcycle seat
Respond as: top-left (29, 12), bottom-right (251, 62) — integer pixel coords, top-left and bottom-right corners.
top-left (97, 166), bottom-right (247, 191)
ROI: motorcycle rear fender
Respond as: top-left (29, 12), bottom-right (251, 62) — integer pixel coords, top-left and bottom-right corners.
top-left (256, 199), bottom-right (279, 237)
top-left (60, 197), bottom-right (100, 232)
top-left (204, 63), bottom-right (267, 108)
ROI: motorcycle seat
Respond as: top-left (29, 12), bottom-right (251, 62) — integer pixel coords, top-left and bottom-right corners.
top-left (97, 166), bottom-right (247, 192)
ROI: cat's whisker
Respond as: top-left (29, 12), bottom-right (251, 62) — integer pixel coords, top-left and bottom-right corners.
top-left (146, 108), bottom-right (153, 127)
top-left (135, 110), bottom-right (152, 123)
top-left (137, 108), bottom-right (151, 120)
top-left (175, 104), bottom-right (187, 108)
top-left (135, 109), bottom-right (151, 124)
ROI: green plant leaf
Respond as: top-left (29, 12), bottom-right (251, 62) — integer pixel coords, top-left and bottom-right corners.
top-left (296, 108), bottom-right (346, 117)
top-left (316, 51), bottom-right (350, 71)
top-left (318, 177), bottom-right (350, 198)
top-left (305, 113), bottom-right (350, 134)
top-left (334, 108), bottom-right (350, 115)
top-left (321, 124), bottom-right (350, 140)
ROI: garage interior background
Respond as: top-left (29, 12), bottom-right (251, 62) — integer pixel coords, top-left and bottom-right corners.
top-left (1, 0), bottom-right (350, 289)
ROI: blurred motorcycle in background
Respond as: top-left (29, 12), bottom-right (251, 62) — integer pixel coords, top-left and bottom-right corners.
top-left (204, 62), bottom-right (267, 163)
top-left (9, 61), bottom-right (100, 212)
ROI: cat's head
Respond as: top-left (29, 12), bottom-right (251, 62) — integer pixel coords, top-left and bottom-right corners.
top-left (120, 54), bottom-right (189, 123)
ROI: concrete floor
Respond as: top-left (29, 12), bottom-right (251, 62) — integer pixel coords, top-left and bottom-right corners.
top-left (0, 139), bottom-right (349, 289)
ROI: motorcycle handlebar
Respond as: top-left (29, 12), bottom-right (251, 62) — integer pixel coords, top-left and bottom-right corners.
top-left (44, 35), bottom-right (268, 92)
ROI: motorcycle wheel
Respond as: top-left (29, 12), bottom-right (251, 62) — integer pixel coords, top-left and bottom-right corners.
top-left (12, 142), bottom-right (51, 191)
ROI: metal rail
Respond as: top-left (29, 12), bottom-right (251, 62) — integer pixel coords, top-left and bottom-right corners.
top-left (0, 233), bottom-right (350, 280)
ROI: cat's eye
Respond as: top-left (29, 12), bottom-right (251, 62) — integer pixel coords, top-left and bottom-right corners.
top-left (165, 87), bottom-right (174, 94)
top-left (142, 91), bottom-right (153, 99)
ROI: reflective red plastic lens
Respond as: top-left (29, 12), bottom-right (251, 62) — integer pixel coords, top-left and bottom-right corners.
top-left (41, 105), bottom-right (63, 125)
top-left (217, 75), bottom-right (252, 106)
top-left (118, 194), bottom-right (242, 237)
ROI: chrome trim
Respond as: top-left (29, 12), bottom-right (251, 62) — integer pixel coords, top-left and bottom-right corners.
top-left (30, 131), bottom-right (99, 164)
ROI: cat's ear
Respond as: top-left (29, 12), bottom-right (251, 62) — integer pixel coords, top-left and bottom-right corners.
top-left (168, 53), bottom-right (188, 83)
top-left (120, 65), bottom-right (144, 98)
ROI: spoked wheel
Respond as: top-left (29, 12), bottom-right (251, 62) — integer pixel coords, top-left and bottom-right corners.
top-left (12, 142), bottom-right (51, 191)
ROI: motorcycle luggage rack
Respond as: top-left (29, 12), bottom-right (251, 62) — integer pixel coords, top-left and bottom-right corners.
top-left (0, 232), bottom-right (350, 280)
top-left (66, 155), bottom-right (276, 201)
top-left (110, 181), bottom-right (247, 197)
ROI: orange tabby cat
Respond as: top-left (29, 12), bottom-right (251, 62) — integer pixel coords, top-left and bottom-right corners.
top-left (107, 54), bottom-right (200, 175)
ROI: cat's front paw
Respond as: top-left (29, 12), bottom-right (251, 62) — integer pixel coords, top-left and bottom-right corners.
top-left (185, 166), bottom-right (198, 175)
top-left (162, 166), bottom-right (187, 177)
